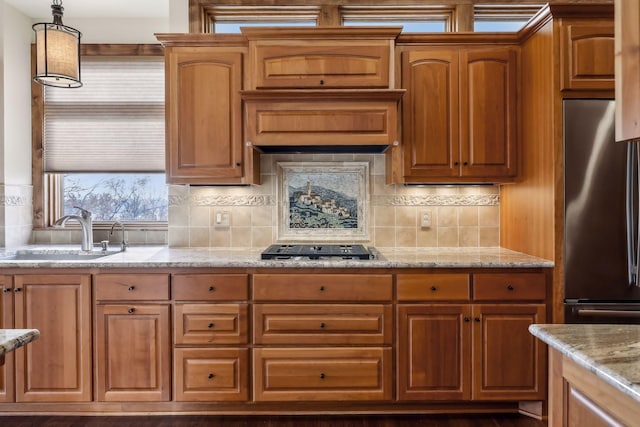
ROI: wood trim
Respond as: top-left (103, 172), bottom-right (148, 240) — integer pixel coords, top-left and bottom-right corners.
top-left (454, 4), bottom-right (474, 32)
top-left (319, 4), bottom-right (340, 26)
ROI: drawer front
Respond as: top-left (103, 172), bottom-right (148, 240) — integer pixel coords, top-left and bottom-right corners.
top-left (252, 274), bottom-right (392, 301)
top-left (95, 274), bottom-right (170, 301)
top-left (253, 347), bottom-right (392, 401)
top-left (473, 273), bottom-right (546, 301)
top-left (254, 304), bottom-right (392, 345)
top-left (175, 304), bottom-right (248, 345)
top-left (254, 43), bottom-right (390, 89)
top-left (174, 348), bottom-right (248, 402)
top-left (397, 274), bottom-right (470, 301)
top-left (172, 274), bottom-right (249, 301)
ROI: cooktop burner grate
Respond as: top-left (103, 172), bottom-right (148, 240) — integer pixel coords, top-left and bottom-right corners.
top-left (261, 244), bottom-right (374, 260)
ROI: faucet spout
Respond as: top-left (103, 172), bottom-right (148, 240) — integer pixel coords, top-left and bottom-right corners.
top-left (54, 207), bottom-right (93, 251)
top-left (110, 221), bottom-right (127, 252)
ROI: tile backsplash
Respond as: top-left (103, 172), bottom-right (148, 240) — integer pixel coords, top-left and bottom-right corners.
top-left (168, 154), bottom-right (500, 248)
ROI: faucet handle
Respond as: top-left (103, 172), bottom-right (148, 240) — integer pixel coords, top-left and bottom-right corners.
top-left (73, 206), bottom-right (92, 218)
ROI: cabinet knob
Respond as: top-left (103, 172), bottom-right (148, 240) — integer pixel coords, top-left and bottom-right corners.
top-left (208, 286), bottom-right (216, 292)
top-left (507, 284), bottom-right (514, 290)
top-left (319, 286), bottom-right (325, 292)
top-left (430, 286), bottom-right (437, 291)
top-left (208, 373), bottom-right (215, 379)
top-left (2, 288), bottom-right (10, 293)
top-left (236, 162), bottom-right (241, 167)
top-left (128, 286), bottom-right (135, 291)
top-left (320, 322), bottom-right (326, 329)
top-left (454, 161), bottom-right (460, 166)
top-left (474, 317), bottom-right (480, 322)
top-left (319, 373), bottom-right (325, 379)
top-left (464, 317), bottom-right (470, 322)
top-left (463, 162), bottom-right (468, 166)
top-left (128, 308), bottom-right (135, 314)
top-left (14, 288), bottom-right (22, 293)
top-left (320, 79), bottom-right (325, 85)
top-left (208, 323), bottom-right (215, 329)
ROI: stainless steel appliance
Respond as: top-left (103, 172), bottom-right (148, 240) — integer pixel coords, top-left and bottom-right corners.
top-left (564, 99), bottom-right (640, 323)
top-left (261, 244), bottom-right (375, 260)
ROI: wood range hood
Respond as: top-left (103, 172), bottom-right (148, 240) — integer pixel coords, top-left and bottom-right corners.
top-left (241, 26), bottom-right (404, 154)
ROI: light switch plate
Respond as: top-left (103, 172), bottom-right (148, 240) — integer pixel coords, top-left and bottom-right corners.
top-left (214, 210), bottom-right (230, 228)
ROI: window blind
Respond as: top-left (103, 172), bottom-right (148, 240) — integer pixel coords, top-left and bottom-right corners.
top-left (43, 57), bottom-right (165, 173)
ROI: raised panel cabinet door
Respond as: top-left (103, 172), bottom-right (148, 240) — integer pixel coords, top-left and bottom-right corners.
top-left (615, 0), bottom-right (640, 143)
top-left (471, 304), bottom-right (546, 401)
top-left (165, 48), bottom-right (246, 184)
top-left (13, 274), bottom-right (92, 402)
top-left (96, 304), bottom-right (171, 402)
top-left (0, 276), bottom-right (14, 402)
top-left (561, 20), bottom-right (615, 91)
top-left (397, 304), bottom-right (471, 401)
top-left (401, 49), bottom-right (460, 180)
top-left (460, 47), bottom-right (518, 179)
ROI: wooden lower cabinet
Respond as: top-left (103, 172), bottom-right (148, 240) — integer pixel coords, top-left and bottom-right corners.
top-left (0, 276), bottom-right (13, 402)
top-left (95, 304), bottom-right (171, 402)
top-left (174, 348), bottom-right (248, 402)
top-left (14, 274), bottom-right (92, 402)
top-left (253, 347), bottom-right (392, 402)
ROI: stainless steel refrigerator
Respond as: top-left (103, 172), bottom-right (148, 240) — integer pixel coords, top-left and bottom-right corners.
top-left (564, 99), bottom-right (640, 323)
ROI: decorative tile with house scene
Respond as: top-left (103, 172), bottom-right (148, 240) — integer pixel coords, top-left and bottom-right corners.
top-left (277, 162), bottom-right (370, 242)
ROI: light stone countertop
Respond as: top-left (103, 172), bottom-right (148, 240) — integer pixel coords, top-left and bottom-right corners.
top-left (529, 324), bottom-right (640, 403)
top-left (0, 245), bottom-right (553, 269)
top-left (0, 329), bottom-right (40, 357)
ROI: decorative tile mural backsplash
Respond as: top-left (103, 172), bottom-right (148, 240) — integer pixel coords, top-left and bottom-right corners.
top-left (167, 153), bottom-right (500, 248)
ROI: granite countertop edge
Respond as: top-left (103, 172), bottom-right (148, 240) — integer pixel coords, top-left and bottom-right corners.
top-left (0, 329), bottom-right (40, 356)
top-left (0, 246), bottom-right (554, 268)
top-left (529, 324), bottom-right (640, 403)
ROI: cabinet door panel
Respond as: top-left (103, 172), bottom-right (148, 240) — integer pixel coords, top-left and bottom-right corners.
top-left (13, 275), bottom-right (91, 402)
top-left (397, 304), bottom-right (471, 401)
top-left (460, 48), bottom-right (517, 178)
top-left (0, 276), bottom-right (13, 402)
top-left (561, 21), bottom-right (614, 90)
top-left (472, 304), bottom-right (546, 400)
top-left (96, 304), bottom-right (171, 402)
top-left (402, 49), bottom-right (460, 179)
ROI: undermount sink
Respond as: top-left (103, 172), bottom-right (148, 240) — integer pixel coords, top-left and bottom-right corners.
top-left (0, 249), bottom-right (121, 261)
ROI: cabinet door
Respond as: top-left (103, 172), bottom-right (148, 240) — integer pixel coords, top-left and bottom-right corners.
top-left (472, 304), bottom-right (546, 401)
top-left (13, 274), bottom-right (92, 402)
top-left (561, 20), bottom-right (614, 91)
top-left (0, 276), bottom-right (13, 402)
top-left (401, 49), bottom-right (460, 180)
top-left (615, 1), bottom-right (640, 143)
top-left (165, 47), bottom-right (250, 184)
top-left (96, 304), bottom-right (171, 402)
top-left (397, 304), bottom-right (471, 401)
top-left (460, 48), bottom-right (517, 178)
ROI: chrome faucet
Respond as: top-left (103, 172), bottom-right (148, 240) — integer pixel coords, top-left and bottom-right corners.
top-left (110, 221), bottom-right (127, 252)
top-left (54, 207), bottom-right (93, 251)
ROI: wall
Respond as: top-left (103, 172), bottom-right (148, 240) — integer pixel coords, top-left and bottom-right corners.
top-left (168, 154), bottom-right (500, 248)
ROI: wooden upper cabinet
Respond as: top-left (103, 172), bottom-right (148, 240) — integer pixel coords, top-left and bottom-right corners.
top-left (615, 0), bottom-right (640, 143)
top-left (164, 46), bottom-right (254, 184)
top-left (561, 19), bottom-right (615, 91)
top-left (401, 46), bottom-right (517, 183)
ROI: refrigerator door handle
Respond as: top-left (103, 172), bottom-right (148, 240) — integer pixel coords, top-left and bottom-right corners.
top-left (577, 308), bottom-right (640, 318)
top-left (626, 142), bottom-right (638, 286)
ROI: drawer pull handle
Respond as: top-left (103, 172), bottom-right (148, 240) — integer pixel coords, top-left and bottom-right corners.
top-left (208, 323), bottom-right (215, 329)
top-left (128, 286), bottom-right (135, 291)
top-left (319, 373), bottom-right (325, 379)
top-left (507, 284), bottom-right (514, 290)
top-left (319, 286), bottom-right (325, 292)
top-left (208, 373), bottom-right (215, 379)
top-left (320, 79), bottom-right (325, 85)
top-left (320, 322), bottom-right (326, 329)
top-left (464, 317), bottom-right (470, 322)
top-left (208, 286), bottom-right (216, 292)
top-left (128, 308), bottom-right (135, 314)
top-left (430, 286), bottom-right (437, 291)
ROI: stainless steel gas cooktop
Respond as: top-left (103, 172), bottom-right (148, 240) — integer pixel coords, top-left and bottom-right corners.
top-left (260, 244), bottom-right (375, 260)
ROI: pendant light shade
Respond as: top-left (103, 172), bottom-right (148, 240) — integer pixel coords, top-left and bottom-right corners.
top-left (32, 0), bottom-right (82, 88)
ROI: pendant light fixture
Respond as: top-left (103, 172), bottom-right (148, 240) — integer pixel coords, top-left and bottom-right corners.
top-left (32, 0), bottom-right (82, 88)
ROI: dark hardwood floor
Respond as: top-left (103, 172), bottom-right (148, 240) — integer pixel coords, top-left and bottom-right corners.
top-left (0, 415), bottom-right (546, 427)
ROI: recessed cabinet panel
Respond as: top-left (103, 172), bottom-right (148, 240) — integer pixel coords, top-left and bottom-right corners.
top-left (174, 304), bottom-right (248, 345)
top-left (561, 21), bottom-right (614, 90)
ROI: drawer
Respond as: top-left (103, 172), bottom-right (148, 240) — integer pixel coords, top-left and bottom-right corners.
top-left (172, 274), bottom-right (248, 301)
top-left (252, 274), bottom-right (392, 301)
top-left (397, 274), bottom-right (470, 301)
top-left (95, 274), bottom-right (169, 301)
top-left (254, 304), bottom-right (392, 345)
top-left (174, 348), bottom-right (248, 402)
top-left (253, 347), bottom-right (392, 401)
top-left (473, 273), bottom-right (546, 301)
top-left (174, 304), bottom-right (248, 345)
top-left (253, 43), bottom-right (391, 89)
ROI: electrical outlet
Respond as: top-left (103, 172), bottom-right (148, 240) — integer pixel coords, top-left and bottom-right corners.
top-left (421, 210), bottom-right (432, 228)
top-left (214, 210), bottom-right (231, 228)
